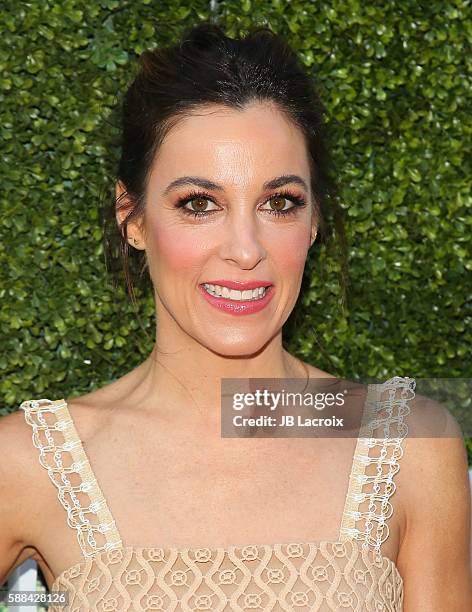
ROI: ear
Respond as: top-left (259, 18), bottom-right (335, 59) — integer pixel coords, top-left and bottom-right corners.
top-left (310, 228), bottom-right (317, 246)
top-left (115, 181), bottom-right (146, 250)
top-left (310, 214), bottom-right (318, 247)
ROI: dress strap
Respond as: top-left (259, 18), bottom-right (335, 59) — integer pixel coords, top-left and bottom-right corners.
top-left (338, 376), bottom-right (416, 553)
top-left (19, 398), bottom-right (123, 559)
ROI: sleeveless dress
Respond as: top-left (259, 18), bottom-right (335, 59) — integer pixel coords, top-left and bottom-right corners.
top-left (19, 376), bottom-right (416, 611)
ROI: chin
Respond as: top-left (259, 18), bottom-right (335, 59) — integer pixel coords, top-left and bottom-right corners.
top-left (199, 332), bottom-right (275, 360)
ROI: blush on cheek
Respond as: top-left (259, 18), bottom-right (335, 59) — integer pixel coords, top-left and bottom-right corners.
top-left (273, 230), bottom-right (309, 271)
top-left (149, 224), bottom-right (210, 279)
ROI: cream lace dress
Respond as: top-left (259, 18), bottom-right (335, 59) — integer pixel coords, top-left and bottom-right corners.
top-left (19, 376), bottom-right (416, 611)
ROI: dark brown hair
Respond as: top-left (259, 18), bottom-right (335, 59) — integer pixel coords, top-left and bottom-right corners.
top-left (102, 20), bottom-right (348, 310)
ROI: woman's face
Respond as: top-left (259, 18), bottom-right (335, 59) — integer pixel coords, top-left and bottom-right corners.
top-left (120, 101), bottom-right (317, 356)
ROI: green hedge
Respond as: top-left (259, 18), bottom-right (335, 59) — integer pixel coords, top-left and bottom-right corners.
top-left (0, 1), bottom-right (470, 462)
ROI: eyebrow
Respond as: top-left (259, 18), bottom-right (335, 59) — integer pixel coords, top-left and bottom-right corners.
top-left (162, 174), bottom-right (309, 196)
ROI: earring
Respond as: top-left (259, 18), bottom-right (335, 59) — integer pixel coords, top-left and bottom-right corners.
top-left (132, 237), bottom-right (138, 246)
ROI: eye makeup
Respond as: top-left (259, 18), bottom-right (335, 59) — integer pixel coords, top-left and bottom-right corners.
top-left (173, 188), bottom-right (308, 220)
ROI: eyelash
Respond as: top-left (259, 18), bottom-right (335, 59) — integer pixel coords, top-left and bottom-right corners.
top-left (174, 189), bottom-right (307, 219)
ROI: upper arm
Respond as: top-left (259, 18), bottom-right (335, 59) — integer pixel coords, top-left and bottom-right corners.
top-left (0, 410), bottom-right (40, 586)
top-left (397, 402), bottom-right (472, 610)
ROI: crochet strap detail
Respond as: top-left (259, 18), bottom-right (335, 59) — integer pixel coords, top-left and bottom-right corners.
top-left (338, 376), bottom-right (416, 553)
top-left (19, 398), bottom-right (123, 558)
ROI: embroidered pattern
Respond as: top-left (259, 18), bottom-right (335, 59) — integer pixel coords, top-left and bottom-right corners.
top-left (49, 540), bottom-right (403, 611)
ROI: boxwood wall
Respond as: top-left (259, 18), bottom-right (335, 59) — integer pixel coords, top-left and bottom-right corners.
top-left (0, 1), bottom-right (470, 462)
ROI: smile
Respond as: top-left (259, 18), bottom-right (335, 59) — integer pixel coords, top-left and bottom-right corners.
top-left (202, 283), bottom-right (268, 301)
top-left (198, 283), bottom-right (275, 316)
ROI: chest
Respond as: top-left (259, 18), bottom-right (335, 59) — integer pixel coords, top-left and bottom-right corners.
top-left (30, 411), bottom-right (406, 591)
top-left (33, 433), bottom-right (363, 583)
top-left (87, 433), bottom-right (354, 547)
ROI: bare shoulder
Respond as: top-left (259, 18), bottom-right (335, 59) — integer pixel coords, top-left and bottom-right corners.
top-left (0, 388), bottom-right (121, 586)
top-left (399, 390), bottom-right (468, 491)
top-left (0, 407), bottom-right (37, 470)
top-left (397, 390), bottom-right (468, 502)
top-left (0, 408), bottom-right (45, 504)
top-left (404, 388), bottom-right (463, 437)
top-left (396, 392), bottom-right (472, 607)
top-left (0, 408), bottom-right (50, 583)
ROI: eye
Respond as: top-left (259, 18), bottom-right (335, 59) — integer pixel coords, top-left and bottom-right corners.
top-left (259, 192), bottom-right (307, 217)
top-left (260, 195), bottom-right (297, 215)
top-left (176, 194), bottom-right (219, 218)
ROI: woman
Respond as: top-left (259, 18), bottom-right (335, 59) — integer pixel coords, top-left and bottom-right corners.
top-left (1, 21), bottom-right (471, 611)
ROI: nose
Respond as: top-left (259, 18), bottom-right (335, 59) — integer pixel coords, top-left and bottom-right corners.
top-left (218, 208), bottom-right (266, 270)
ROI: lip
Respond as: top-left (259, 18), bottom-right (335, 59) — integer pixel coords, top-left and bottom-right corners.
top-left (198, 283), bottom-right (275, 316)
top-left (201, 279), bottom-right (273, 290)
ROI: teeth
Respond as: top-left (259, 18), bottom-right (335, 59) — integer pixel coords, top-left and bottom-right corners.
top-left (202, 283), bottom-right (269, 301)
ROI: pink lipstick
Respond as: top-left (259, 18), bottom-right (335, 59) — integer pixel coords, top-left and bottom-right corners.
top-left (198, 280), bottom-right (275, 316)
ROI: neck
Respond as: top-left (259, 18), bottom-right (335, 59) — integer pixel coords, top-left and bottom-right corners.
top-left (124, 328), bottom-right (307, 433)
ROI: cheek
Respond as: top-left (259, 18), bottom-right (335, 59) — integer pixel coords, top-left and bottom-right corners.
top-left (269, 227), bottom-right (309, 272)
top-left (148, 222), bottom-right (208, 278)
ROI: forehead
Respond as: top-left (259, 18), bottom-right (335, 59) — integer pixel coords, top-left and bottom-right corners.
top-left (150, 102), bottom-right (310, 187)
